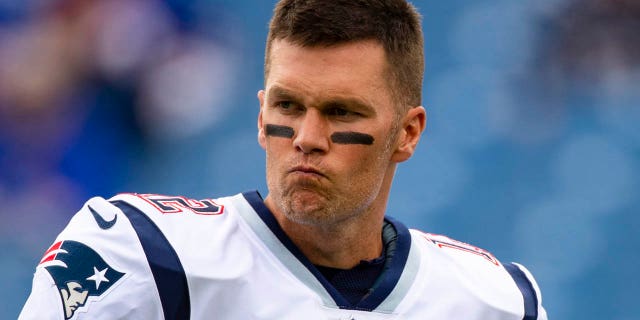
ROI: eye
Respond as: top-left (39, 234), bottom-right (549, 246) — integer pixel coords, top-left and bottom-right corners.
top-left (328, 107), bottom-right (349, 116)
top-left (276, 101), bottom-right (293, 109)
top-left (273, 101), bottom-right (304, 114)
top-left (327, 106), bottom-right (361, 119)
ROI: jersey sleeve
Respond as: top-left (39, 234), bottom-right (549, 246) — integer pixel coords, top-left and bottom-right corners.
top-left (507, 262), bottom-right (548, 320)
top-left (19, 197), bottom-right (163, 320)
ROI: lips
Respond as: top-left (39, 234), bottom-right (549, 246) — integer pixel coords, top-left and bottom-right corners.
top-left (289, 165), bottom-right (326, 178)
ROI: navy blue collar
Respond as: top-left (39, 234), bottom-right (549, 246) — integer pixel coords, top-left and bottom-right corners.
top-left (242, 190), bottom-right (413, 311)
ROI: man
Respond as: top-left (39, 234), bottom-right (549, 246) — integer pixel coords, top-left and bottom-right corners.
top-left (21, 0), bottom-right (547, 319)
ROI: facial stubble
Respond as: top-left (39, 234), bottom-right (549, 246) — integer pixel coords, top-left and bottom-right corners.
top-left (264, 120), bottom-right (401, 227)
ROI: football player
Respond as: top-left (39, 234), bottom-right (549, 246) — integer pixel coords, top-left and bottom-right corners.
top-left (21, 0), bottom-right (547, 319)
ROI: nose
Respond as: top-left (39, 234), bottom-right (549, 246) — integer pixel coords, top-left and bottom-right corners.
top-left (293, 110), bottom-right (329, 154)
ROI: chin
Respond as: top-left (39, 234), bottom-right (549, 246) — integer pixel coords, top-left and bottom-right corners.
top-left (285, 209), bottom-right (337, 227)
top-left (281, 194), bottom-right (330, 224)
top-left (285, 198), bottom-right (352, 227)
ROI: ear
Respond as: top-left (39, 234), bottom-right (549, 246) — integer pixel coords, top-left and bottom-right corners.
top-left (391, 106), bottom-right (426, 163)
top-left (257, 90), bottom-right (267, 149)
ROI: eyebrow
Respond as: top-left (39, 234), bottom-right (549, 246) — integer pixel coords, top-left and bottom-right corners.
top-left (266, 85), bottom-right (375, 114)
top-left (266, 86), bottom-right (304, 103)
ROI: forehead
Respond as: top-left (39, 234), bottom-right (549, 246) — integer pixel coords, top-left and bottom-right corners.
top-left (266, 39), bottom-right (393, 107)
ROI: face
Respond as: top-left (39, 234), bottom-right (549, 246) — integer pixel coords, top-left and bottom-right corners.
top-left (61, 281), bottom-right (89, 319)
top-left (258, 39), bottom-right (424, 227)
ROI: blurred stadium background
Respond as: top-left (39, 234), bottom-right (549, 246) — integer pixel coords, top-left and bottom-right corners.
top-left (1, 0), bottom-right (638, 318)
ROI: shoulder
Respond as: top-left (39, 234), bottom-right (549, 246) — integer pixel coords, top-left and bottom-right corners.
top-left (22, 195), bottom-right (169, 319)
top-left (102, 192), bottom-right (259, 273)
top-left (22, 192), bottom-right (254, 319)
top-left (409, 230), bottom-right (509, 295)
top-left (105, 192), bottom-right (281, 242)
top-left (58, 192), bottom-right (234, 233)
top-left (56, 192), bottom-right (240, 249)
top-left (408, 230), bottom-right (547, 319)
top-left (410, 231), bottom-right (501, 266)
top-left (108, 192), bottom-right (227, 220)
top-left (105, 191), bottom-right (255, 257)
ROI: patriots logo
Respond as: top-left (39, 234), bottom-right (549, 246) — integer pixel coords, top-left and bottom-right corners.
top-left (39, 240), bottom-right (125, 319)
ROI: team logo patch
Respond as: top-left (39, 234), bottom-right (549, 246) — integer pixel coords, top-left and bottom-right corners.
top-left (39, 240), bottom-right (125, 319)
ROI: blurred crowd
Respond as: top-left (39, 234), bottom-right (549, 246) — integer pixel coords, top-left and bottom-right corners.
top-left (0, 0), bottom-right (248, 315)
top-left (0, 0), bottom-right (241, 240)
top-left (1, 0), bottom-right (638, 318)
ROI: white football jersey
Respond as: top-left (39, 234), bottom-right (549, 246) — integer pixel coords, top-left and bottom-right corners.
top-left (20, 191), bottom-right (547, 320)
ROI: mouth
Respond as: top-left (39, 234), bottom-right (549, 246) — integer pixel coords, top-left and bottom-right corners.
top-left (289, 165), bottom-right (326, 178)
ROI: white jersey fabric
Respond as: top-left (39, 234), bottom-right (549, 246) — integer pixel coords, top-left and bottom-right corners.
top-left (20, 191), bottom-right (547, 320)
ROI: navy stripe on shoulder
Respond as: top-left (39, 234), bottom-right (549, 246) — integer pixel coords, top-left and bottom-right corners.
top-left (504, 262), bottom-right (539, 320)
top-left (111, 200), bottom-right (191, 319)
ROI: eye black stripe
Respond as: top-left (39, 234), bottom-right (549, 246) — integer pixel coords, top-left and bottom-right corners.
top-left (265, 124), bottom-right (295, 138)
top-left (331, 131), bottom-right (374, 145)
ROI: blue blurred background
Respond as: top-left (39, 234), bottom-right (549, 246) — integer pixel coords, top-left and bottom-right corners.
top-left (1, 0), bottom-right (638, 318)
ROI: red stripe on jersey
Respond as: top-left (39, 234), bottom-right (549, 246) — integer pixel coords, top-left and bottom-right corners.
top-left (39, 241), bottom-right (62, 265)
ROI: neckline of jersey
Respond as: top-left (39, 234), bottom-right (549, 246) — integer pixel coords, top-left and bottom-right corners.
top-left (240, 190), bottom-right (414, 312)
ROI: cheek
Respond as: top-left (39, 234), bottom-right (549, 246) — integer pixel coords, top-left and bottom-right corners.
top-left (340, 144), bottom-right (387, 174)
top-left (264, 140), bottom-right (289, 176)
top-left (334, 147), bottom-right (389, 205)
top-left (354, 134), bottom-right (396, 177)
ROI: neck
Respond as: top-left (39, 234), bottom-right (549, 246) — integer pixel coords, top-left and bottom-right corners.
top-left (265, 196), bottom-right (386, 269)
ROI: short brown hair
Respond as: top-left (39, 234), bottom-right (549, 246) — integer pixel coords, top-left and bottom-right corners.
top-left (265, 0), bottom-right (424, 110)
